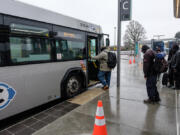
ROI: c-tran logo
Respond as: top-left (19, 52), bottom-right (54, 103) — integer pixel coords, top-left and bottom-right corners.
top-left (0, 83), bottom-right (16, 110)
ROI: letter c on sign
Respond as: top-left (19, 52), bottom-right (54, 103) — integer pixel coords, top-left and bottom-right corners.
top-left (123, 1), bottom-right (128, 10)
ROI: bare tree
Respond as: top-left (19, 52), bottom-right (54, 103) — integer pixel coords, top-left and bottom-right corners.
top-left (123, 20), bottom-right (146, 50)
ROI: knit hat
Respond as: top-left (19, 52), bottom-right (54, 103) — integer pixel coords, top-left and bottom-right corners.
top-left (141, 45), bottom-right (150, 53)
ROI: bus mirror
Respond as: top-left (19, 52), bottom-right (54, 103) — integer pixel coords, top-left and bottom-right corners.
top-left (49, 31), bottom-right (57, 37)
top-left (174, 0), bottom-right (180, 18)
top-left (0, 25), bottom-right (10, 34)
top-left (106, 38), bottom-right (110, 47)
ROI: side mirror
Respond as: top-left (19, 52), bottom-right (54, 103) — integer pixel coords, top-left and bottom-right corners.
top-left (49, 31), bottom-right (57, 37)
top-left (0, 25), bottom-right (10, 34)
top-left (106, 38), bottom-right (110, 47)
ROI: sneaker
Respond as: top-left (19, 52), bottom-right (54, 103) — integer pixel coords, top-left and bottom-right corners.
top-left (143, 99), bottom-right (154, 104)
top-left (103, 85), bottom-right (109, 90)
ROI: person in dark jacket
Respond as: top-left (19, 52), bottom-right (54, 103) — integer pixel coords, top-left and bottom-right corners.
top-left (174, 49), bottom-right (180, 89)
top-left (168, 44), bottom-right (179, 89)
top-left (155, 47), bottom-right (162, 81)
top-left (167, 47), bottom-right (174, 88)
top-left (142, 45), bottom-right (160, 104)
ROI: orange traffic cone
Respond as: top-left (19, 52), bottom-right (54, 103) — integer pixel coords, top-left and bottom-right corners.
top-left (133, 58), bottom-right (135, 63)
top-left (92, 100), bottom-right (108, 135)
top-left (129, 59), bottom-right (132, 64)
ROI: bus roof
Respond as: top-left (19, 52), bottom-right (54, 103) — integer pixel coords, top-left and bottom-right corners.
top-left (0, 0), bottom-right (103, 34)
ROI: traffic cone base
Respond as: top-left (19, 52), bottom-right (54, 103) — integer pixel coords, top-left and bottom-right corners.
top-left (133, 58), bottom-right (135, 63)
top-left (93, 125), bottom-right (107, 135)
top-left (129, 59), bottom-right (132, 64)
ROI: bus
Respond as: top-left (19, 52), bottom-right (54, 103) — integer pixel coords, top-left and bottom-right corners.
top-left (152, 41), bottom-right (165, 52)
top-left (0, 0), bottom-right (109, 120)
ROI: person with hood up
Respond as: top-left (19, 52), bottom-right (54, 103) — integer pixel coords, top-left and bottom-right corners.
top-left (141, 45), bottom-right (161, 104)
top-left (168, 44), bottom-right (179, 89)
top-left (172, 44), bottom-right (180, 89)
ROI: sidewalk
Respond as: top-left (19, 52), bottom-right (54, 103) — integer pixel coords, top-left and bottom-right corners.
top-left (33, 59), bottom-right (179, 135)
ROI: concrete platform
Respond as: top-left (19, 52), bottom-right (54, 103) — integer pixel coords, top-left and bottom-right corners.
top-left (33, 59), bottom-right (180, 135)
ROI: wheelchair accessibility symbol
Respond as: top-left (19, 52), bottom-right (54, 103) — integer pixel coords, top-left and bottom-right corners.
top-left (0, 83), bottom-right (16, 110)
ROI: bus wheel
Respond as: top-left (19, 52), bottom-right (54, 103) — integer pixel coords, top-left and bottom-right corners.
top-left (65, 74), bottom-right (81, 98)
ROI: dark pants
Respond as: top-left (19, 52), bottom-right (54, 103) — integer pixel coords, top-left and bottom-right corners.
top-left (146, 75), bottom-right (160, 101)
top-left (98, 71), bottom-right (111, 87)
top-left (169, 68), bottom-right (174, 86)
top-left (174, 71), bottom-right (180, 89)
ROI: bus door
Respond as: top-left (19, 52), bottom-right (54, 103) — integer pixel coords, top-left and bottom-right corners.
top-left (87, 35), bottom-right (99, 84)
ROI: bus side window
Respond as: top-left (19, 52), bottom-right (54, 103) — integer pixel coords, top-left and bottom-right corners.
top-left (61, 41), bottom-right (68, 51)
top-left (56, 40), bottom-right (63, 60)
top-left (55, 39), bottom-right (85, 60)
top-left (10, 37), bottom-right (51, 63)
top-left (61, 40), bottom-right (71, 60)
top-left (56, 40), bottom-right (70, 60)
top-left (55, 41), bottom-right (61, 53)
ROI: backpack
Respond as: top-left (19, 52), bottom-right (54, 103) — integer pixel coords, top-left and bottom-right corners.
top-left (107, 52), bottom-right (117, 69)
top-left (153, 53), bottom-right (168, 73)
top-left (162, 72), bottom-right (169, 86)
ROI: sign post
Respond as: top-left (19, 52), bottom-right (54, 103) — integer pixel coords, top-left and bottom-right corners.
top-left (117, 0), bottom-right (121, 88)
top-left (117, 0), bottom-right (131, 88)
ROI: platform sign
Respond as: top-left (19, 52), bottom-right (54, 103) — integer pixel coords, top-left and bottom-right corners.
top-left (135, 43), bottom-right (138, 56)
top-left (120, 0), bottom-right (132, 21)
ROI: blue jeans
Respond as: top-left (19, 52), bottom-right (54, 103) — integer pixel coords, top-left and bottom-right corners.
top-left (98, 71), bottom-right (111, 87)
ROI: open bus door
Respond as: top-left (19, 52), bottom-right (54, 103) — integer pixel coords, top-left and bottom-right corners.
top-left (87, 35), bottom-right (100, 86)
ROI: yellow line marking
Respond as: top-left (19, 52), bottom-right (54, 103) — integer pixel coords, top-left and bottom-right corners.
top-left (68, 88), bottom-right (105, 105)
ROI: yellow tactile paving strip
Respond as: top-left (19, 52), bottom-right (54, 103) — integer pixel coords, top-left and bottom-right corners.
top-left (68, 88), bottom-right (105, 105)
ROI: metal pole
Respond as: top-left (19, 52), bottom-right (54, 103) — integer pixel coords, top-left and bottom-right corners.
top-left (117, 0), bottom-right (121, 88)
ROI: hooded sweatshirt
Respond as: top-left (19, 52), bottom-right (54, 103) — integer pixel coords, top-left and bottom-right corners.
top-left (92, 49), bottom-right (111, 71)
top-left (142, 46), bottom-right (156, 78)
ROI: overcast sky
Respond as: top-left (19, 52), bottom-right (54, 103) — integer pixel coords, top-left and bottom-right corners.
top-left (18, 0), bottom-right (180, 45)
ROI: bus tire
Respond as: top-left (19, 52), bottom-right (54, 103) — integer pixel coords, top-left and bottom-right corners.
top-left (64, 73), bottom-right (82, 99)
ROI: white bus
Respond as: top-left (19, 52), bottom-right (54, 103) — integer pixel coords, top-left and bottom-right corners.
top-left (0, 0), bottom-right (109, 120)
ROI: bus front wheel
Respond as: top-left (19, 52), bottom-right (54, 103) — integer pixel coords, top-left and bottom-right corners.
top-left (65, 73), bottom-right (82, 98)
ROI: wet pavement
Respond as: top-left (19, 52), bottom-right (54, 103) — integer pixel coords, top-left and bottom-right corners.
top-left (33, 57), bottom-right (180, 135)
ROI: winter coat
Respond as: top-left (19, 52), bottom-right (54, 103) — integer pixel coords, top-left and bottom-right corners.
top-left (174, 50), bottom-right (180, 71)
top-left (92, 49), bottom-right (111, 71)
top-left (170, 54), bottom-right (177, 69)
top-left (168, 49), bottom-right (173, 63)
top-left (143, 49), bottom-right (156, 78)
